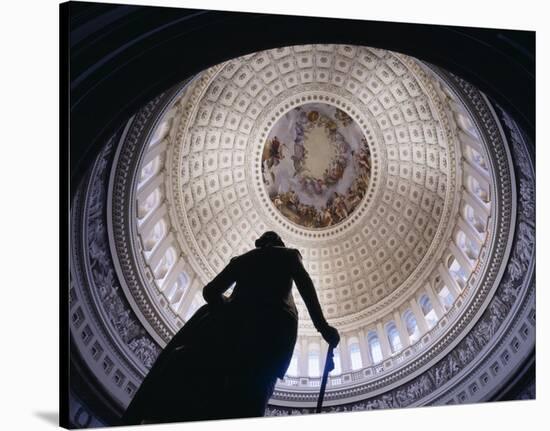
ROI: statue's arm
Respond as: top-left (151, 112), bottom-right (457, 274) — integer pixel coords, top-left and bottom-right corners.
top-left (202, 257), bottom-right (238, 305)
top-left (291, 249), bottom-right (330, 332)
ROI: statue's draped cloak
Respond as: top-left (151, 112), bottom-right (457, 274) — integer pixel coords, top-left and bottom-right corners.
top-left (122, 246), bottom-right (328, 424)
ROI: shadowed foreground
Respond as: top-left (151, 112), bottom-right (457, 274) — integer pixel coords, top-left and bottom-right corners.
top-left (121, 232), bottom-right (339, 425)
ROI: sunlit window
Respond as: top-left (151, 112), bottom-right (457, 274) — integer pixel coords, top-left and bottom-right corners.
top-left (149, 119), bottom-right (171, 148)
top-left (139, 155), bottom-right (161, 186)
top-left (438, 285), bottom-right (455, 311)
top-left (184, 292), bottom-right (205, 320)
top-left (308, 349), bottom-right (320, 377)
top-left (287, 353), bottom-right (298, 377)
top-left (464, 204), bottom-right (486, 234)
top-left (469, 147), bottom-right (488, 171)
top-left (403, 310), bottom-right (421, 343)
top-left (457, 114), bottom-right (479, 138)
top-left (419, 294), bottom-right (438, 329)
top-left (138, 188), bottom-right (161, 219)
top-left (469, 176), bottom-right (490, 203)
top-left (457, 231), bottom-right (479, 261)
top-left (166, 272), bottom-right (189, 305)
top-left (349, 342), bottom-right (362, 370)
top-left (386, 321), bottom-right (403, 353)
top-left (367, 331), bottom-right (383, 364)
top-left (144, 219), bottom-right (167, 251)
top-left (449, 257), bottom-right (468, 287)
top-left (154, 247), bottom-right (176, 280)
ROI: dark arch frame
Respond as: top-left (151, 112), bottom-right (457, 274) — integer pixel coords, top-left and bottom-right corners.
top-left (62, 2), bottom-right (534, 196)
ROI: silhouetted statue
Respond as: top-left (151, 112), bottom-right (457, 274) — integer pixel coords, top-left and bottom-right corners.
top-left (121, 231), bottom-right (340, 425)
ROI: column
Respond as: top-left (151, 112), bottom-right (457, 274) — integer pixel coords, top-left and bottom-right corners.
top-left (458, 130), bottom-right (483, 152)
top-left (438, 263), bottom-right (461, 299)
top-left (464, 161), bottom-right (490, 185)
top-left (449, 242), bottom-right (474, 273)
top-left (339, 334), bottom-right (352, 372)
top-left (393, 310), bottom-right (410, 349)
top-left (141, 139), bottom-right (167, 166)
top-left (376, 322), bottom-right (391, 359)
top-left (149, 117), bottom-right (171, 147)
top-left (162, 259), bottom-right (185, 294)
top-left (147, 233), bottom-right (174, 271)
top-left (139, 204), bottom-right (168, 241)
top-left (137, 172), bottom-right (165, 202)
top-left (357, 329), bottom-right (372, 367)
top-left (424, 283), bottom-right (444, 319)
top-left (175, 270), bottom-right (198, 315)
top-left (178, 275), bottom-right (201, 318)
top-left (463, 188), bottom-right (490, 218)
top-left (457, 217), bottom-right (484, 246)
top-left (410, 298), bottom-right (429, 333)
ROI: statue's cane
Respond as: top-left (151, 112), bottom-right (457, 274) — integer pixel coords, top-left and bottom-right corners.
top-left (316, 344), bottom-right (335, 413)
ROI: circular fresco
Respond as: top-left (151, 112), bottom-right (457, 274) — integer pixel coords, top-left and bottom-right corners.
top-left (261, 103), bottom-right (371, 229)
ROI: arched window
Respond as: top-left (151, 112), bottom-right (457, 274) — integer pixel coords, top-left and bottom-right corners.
top-left (456, 231), bottom-right (479, 261)
top-left (457, 114), bottom-right (479, 138)
top-left (468, 147), bottom-right (488, 171)
top-left (448, 257), bottom-right (468, 288)
top-left (468, 176), bottom-right (490, 203)
top-left (149, 118), bottom-right (171, 148)
top-left (166, 272), bottom-right (189, 305)
top-left (349, 339), bottom-right (362, 370)
top-left (138, 188), bottom-right (161, 219)
top-left (330, 347), bottom-right (342, 376)
top-left (143, 218), bottom-right (167, 251)
top-left (419, 294), bottom-right (438, 329)
top-left (308, 345), bottom-right (321, 377)
top-left (385, 321), bottom-right (403, 354)
top-left (438, 285), bottom-right (455, 311)
top-left (464, 204), bottom-right (486, 234)
top-left (139, 155), bottom-right (161, 186)
top-left (154, 246), bottom-right (176, 280)
top-left (403, 310), bottom-right (421, 343)
top-left (367, 331), bottom-right (383, 364)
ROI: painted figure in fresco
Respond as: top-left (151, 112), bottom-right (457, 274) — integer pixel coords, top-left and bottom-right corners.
top-left (321, 206), bottom-right (333, 227)
top-left (332, 192), bottom-right (349, 222)
top-left (264, 106), bottom-right (373, 229)
top-left (264, 135), bottom-right (286, 172)
top-left (295, 107), bottom-right (308, 142)
top-left (121, 231), bottom-right (340, 425)
top-left (273, 195), bottom-right (284, 211)
top-left (291, 141), bottom-right (306, 175)
top-left (288, 190), bottom-right (299, 211)
top-left (345, 185), bottom-right (362, 209)
top-left (335, 108), bottom-right (353, 127)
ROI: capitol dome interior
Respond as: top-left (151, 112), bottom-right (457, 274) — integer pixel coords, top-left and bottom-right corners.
top-left (64, 4), bottom-right (535, 428)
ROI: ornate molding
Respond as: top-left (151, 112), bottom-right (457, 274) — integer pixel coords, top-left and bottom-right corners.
top-left (268, 76), bottom-right (532, 411)
top-left (70, 132), bottom-right (161, 410)
top-left (78, 45), bottom-right (525, 410)
top-left (109, 90), bottom-right (186, 346)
